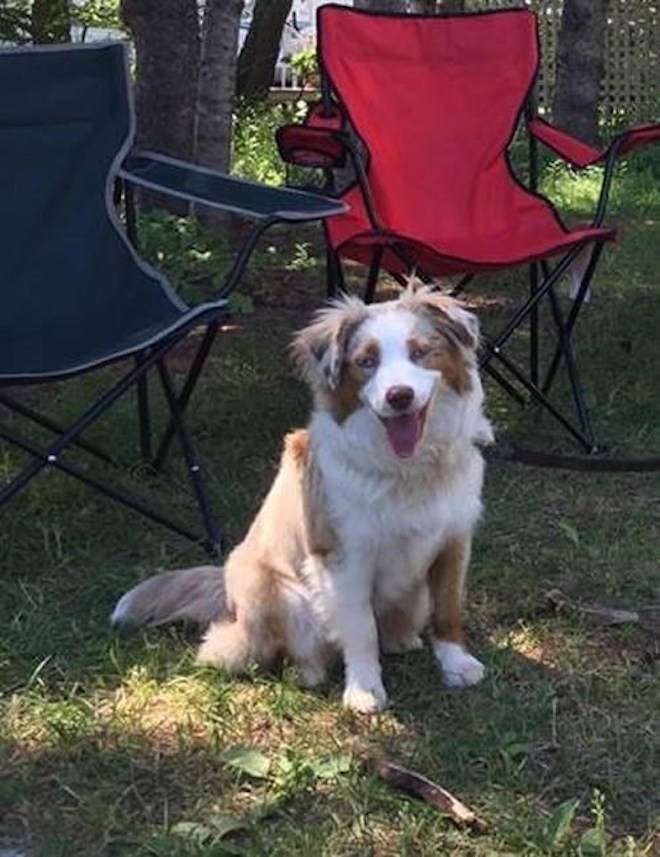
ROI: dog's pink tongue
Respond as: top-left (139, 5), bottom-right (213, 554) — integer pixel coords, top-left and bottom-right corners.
top-left (382, 412), bottom-right (423, 458)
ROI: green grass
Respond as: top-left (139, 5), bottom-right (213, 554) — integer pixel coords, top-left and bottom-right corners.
top-left (1, 157), bottom-right (660, 856)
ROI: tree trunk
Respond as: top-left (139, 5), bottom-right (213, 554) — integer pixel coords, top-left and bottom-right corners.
top-left (236, 0), bottom-right (292, 101)
top-left (552, 0), bottom-right (609, 146)
top-left (32, 0), bottom-right (71, 43)
top-left (121, 0), bottom-right (200, 213)
top-left (195, 0), bottom-right (243, 230)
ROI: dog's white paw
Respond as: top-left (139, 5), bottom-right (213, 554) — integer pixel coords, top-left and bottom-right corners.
top-left (434, 641), bottom-right (485, 688)
top-left (381, 634), bottom-right (424, 655)
top-left (342, 680), bottom-right (389, 713)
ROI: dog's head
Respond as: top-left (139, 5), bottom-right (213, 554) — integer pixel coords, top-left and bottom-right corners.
top-left (293, 284), bottom-right (489, 459)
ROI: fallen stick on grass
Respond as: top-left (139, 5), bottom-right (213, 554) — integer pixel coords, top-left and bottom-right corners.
top-left (369, 758), bottom-right (488, 833)
top-left (544, 589), bottom-right (640, 625)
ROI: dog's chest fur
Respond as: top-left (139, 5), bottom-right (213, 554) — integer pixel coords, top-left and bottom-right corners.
top-left (310, 409), bottom-right (484, 605)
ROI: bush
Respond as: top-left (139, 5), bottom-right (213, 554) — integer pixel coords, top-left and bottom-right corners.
top-left (232, 101), bottom-right (307, 186)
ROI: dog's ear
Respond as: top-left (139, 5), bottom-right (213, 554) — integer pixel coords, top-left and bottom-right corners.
top-left (292, 296), bottom-right (367, 390)
top-left (410, 290), bottom-right (480, 352)
top-left (440, 301), bottom-right (480, 351)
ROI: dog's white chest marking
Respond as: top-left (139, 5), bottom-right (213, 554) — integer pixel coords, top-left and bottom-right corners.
top-left (311, 413), bottom-right (483, 609)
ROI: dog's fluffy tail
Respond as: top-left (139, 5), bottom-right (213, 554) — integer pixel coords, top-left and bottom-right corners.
top-left (110, 565), bottom-right (225, 628)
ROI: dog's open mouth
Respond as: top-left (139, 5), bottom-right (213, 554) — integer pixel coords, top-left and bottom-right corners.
top-left (379, 406), bottom-right (428, 458)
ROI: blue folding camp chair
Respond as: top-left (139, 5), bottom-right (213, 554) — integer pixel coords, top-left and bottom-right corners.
top-left (0, 42), bottom-right (345, 551)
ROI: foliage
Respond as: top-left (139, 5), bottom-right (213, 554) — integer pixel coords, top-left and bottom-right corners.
top-left (541, 797), bottom-right (581, 851)
top-left (0, 0), bottom-right (32, 43)
top-left (232, 100), bottom-right (307, 186)
top-left (135, 209), bottom-right (231, 302)
top-left (0, 0), bottom-right (121, 44)
top-left (289, 47), bottom-right (318, 88)
top-left (73, 0), bottom-right (122, 34)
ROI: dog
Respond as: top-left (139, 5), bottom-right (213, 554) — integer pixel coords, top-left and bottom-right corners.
top-left (111, 284), bottom-right (493, 712)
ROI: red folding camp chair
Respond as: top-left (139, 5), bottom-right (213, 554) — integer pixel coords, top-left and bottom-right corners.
top-left (277, 5), bottom-right (660, 453)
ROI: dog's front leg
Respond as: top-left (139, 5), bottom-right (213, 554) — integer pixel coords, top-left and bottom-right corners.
top-left (428, 533), bottom-right (485, 688)
top-left (320, 554), bottom-right (387, 713)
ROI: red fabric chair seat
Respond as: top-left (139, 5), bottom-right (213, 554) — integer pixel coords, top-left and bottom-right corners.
top-left (329, 185), bottom-right (614, 276)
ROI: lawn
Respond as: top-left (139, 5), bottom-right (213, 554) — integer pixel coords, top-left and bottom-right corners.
top-left (1, 150), bottom-right (659, 856)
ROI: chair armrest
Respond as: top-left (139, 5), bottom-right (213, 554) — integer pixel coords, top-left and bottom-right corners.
top-left (527, 118), bottom-right (602, 168)
top-left (277, 124), bottom-right (347, 168)
top-left (119, 151), bottom-right (347, 222)
top-left (610, 123), bottom-right (660, 159)
top-left (277, 100), bottom-right (347, 168)
top-left (528, 118), bottom-right (660, 168)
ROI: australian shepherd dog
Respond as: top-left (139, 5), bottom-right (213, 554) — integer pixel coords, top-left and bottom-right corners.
top-left (111, 284), bottom-right (493, 712)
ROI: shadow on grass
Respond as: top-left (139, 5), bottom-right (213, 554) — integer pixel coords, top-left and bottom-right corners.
top-left (1, 625), bottom-right (658, 856)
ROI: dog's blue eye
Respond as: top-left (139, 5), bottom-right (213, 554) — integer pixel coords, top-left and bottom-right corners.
top-left (411, 348), bottom-right (428, 362)
top-left (356, 355), bottom-right (376, 370)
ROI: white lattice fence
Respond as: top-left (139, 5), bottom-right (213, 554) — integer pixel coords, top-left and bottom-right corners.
top-left (469, 0), bottom-right (660, 122)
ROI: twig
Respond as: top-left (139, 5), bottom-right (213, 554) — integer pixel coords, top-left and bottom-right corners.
top-left (369, 758), bottom-right (488, 833)
top-left (544, 589), bottom-right (640, 625)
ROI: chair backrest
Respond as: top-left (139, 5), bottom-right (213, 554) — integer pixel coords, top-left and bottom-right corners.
top-left (0, 43), bottom-right (180, 378)
top-left (317, 6), bottom-right (539, 239)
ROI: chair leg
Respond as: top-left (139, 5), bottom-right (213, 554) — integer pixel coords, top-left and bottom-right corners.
top-left (449, 274), bottom-right (474, 298)
top-left (542, 243), bottom-right (604, 396)
top-left (529, 262), bottom-right (539, 387)
top-left (545, 276), bottom-right (594, 446)
top-left (157, 361), bottom-right (221, 553)
top-left (482, 343), bottom-right (595, 452)
top-left (478, 242), bottom-right (601, 452)
top-left (0, 335), bottom-right (221, 547)
top-left (480, 243), bottom-right (583, 361)
top-left (326, 247), bottom-right (345, 299)
top-left (391, 243), bottom-right (434, 286)
top-left (154, 322), bottom-right (219, 471)
top-left (0, 421), bottom-right (204, 544)
top-left (364, 246), bottom-right (384, 304)
top-left (0, 352), bottom-right (165, 507)
top-left (483, 363), bottom-right (526, 405)
top-left (135, 354), bottom-right (152, 461)
top-left (0, 391), bottom-right (116, 466)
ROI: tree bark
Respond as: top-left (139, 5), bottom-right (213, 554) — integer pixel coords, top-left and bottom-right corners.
top-left (121, 0), bottom-right (200, 213)
top-left (32, 0), bottom-right (71, 43)
top-left (236, 0), bottom-right (292, 101)
top-left (195, 0), bottom-right (243, 229)
top-left (552, 0), bottom-right (609, 146)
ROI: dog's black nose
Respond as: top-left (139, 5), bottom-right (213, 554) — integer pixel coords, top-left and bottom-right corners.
top-left (386, 385), bottom-right (414, 412)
